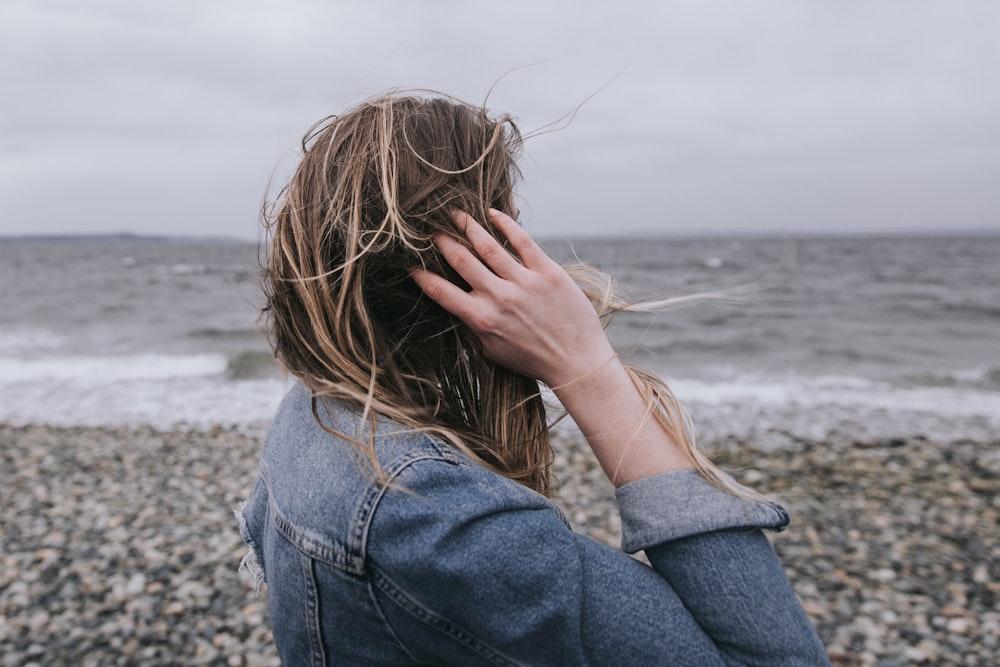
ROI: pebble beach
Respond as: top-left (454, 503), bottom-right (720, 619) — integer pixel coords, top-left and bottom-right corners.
top-left (1, 422), bottom-right (997, 666)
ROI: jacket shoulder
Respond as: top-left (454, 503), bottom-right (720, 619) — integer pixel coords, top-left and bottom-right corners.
top-left (258, 382), bottom-right (461, 574)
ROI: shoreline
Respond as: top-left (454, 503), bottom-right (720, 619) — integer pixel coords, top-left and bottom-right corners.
top-left (2, 422), bottom-right (997, 665)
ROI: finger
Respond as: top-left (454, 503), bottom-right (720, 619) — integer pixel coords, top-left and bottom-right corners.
top-left (409, 267), bottom-right (478, 321)
top-left (434, 230), bottom-right (502, 291)
top-left (487, 209), bottom-right (552, 270)
top-left (452, 210), bottom-right (524, 280)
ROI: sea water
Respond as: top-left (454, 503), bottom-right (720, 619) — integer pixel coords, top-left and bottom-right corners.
top-left (1, 234), bottom-right (997, 444)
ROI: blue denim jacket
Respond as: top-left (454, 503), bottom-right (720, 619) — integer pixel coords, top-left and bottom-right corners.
top-left (237, 382), bottom-right (829, 665)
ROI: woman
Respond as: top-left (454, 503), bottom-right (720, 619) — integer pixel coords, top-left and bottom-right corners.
top-left (236, 92), bottom-right (829, 665)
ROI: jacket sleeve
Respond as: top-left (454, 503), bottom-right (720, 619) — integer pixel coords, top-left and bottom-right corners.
top-left (366, 458), bottom-right (829, 666)
top-left (618, 470), bottom-right (831, 665)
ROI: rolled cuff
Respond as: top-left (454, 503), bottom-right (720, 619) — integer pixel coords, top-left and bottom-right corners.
top-left (616, 469), bottom-right (789, 554)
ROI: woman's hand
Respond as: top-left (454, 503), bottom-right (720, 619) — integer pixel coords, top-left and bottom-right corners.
top-left (410, 209), bottom-right (615, 388)
top-left (412, 208), bottom-right (694, 484)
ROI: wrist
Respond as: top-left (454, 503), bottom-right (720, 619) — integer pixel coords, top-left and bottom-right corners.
top-left (550, 357), bottom-right (696, 485)
top-left (548, 351), bottom-right (627, 406)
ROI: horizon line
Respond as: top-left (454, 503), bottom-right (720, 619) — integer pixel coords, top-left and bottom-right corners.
top-left (3, 227), bottom-right (999, 243)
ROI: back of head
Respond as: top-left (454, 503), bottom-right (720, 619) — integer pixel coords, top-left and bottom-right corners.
top-left (263, 92), bottom-right (551, 492)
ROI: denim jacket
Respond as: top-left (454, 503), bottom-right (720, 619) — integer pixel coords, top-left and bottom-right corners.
top-left (237, 382), bottom-right (829, 665)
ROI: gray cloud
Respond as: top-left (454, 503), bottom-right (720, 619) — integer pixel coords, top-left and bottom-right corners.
top-left (2, 0), bottom-right (998, 238)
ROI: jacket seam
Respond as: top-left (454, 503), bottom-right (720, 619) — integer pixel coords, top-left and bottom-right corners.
top-left (370, 565), bottom-right (523, 667)
top-left (273, 506), bottom-right (366, 573)
top-left (301, 554), bottom-right (328, 667)
top-left (352, 441), bottom-right (463, 566)
top-left (260, 463), bottom-right (367, 573)
top-left (366, 569), bottom-right (425, 664)
top-left (260, 445), bottom-right (463, 575)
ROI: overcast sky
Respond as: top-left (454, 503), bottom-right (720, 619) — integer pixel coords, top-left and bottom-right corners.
top-left (2, 0), bottom-right (998, 239)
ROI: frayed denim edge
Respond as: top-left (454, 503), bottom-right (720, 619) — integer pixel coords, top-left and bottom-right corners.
top-left (235, 501), bottom-right (265, 595)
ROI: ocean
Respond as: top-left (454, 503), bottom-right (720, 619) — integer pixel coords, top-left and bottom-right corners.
top-left (2, 233), bottom-right (997, 445)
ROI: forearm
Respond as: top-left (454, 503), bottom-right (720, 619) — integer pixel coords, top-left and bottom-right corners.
top-left (551, 356), bottom-right (694, 486)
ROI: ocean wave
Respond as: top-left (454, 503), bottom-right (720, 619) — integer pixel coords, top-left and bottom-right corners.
top-left (940, 301), bottom-right (1000, 320)
top-left (1, 352), bottom-right (995, 440)
top-left (0, 376), bottom-right (288, 430)
top-left (0, 353), bottom-right (229, 382)
top-left (0, 328), bottom-right (64, 353)
top-left (813, 346), bottom-right (902, 364)
top-left (671, 372), bottom-right (1000, 418)
top-left (0, 366), bottom-right (995, 443)
top-left (893, 366), bottom-right (1000, 390)
top-left (187, 327), bottom-right (263, 340)
top-left (667, 372), bottom-right (1000, 445)
top-left (167, 263), bottom-right (207, 275)
top-left (226, 350), bottom-right (280, 380)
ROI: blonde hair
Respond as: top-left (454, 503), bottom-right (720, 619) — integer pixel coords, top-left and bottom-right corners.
top-left (262, 90), bottom-right (747, 497)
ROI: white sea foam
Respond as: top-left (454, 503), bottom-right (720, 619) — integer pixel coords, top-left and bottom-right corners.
top-left (673, 372), bottom-right (1000, 446)
top-left (2, 351), bottom-right (996, 440)
top-left (0, 354), bottom-right (229, 382)
top-left (0, 328), bottom-right (64, 353)
top-left (0, 353), bottom-right (284, 429)
top-left (545, 369), bottom-right (1000, 445)
top-left (673, 373), bottom-right (1000, 417)
top-left (0, 371), bottom-right (288, 430)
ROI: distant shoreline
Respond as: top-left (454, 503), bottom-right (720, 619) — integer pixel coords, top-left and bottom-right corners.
top-left (0, 232), bottom-right (254, 244)
top-left (3, 229), bottom-right (999, 244)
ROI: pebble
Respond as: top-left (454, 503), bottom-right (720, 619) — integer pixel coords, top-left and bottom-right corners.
top-left (1, 423), bottom-right (280, 665)
top-left (2, 422), bottom-right (998, 664)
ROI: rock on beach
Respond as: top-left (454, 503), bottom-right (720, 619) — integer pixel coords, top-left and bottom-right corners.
top-left (1, 422), bottom-right (997, 665)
